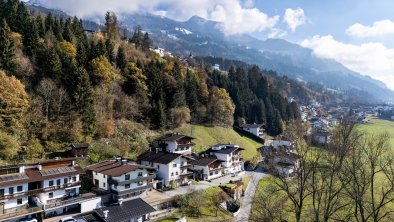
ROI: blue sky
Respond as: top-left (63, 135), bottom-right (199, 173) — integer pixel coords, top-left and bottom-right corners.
top-left (33, 0), bottom-right (394, 89)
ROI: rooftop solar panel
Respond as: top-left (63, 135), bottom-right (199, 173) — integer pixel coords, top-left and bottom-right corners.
top-left (0, 173), bottom-right (28, 182)
top-left (39, 167), bottom-right (76, 176)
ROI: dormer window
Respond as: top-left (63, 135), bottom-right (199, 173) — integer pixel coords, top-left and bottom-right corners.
top-left (125, 174), bottom-right (130, 180)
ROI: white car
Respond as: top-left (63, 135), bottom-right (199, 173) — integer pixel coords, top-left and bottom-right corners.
top-left (59, 217), bottom-right (77, 222)
top-left (19, 219), bottom-right (38, 222)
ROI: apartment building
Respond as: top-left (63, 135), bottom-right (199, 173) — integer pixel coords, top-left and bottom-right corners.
top-left (190, 158), bottom-right (225, 181)
top-left (0, 158), bottom-right (100, 222)
top-left (204, 144), bottom-right (245, 174)
top-left (86, 158), bottom-right (156, 202)
top-left (138, 152), bottom-right (193, 187)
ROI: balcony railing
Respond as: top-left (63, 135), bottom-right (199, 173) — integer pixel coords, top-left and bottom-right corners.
top-left (0, 181), bottom-right (81, 201)
top-left (0, 206), bottom-right (43, 220)
top-left (180, 164), bottom-right (191, 168)
top-left (45, 192), bottom-right (98, 210)
top-left (108, 174), bottom-right (156, 186)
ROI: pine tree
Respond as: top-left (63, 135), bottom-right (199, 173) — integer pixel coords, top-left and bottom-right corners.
top-left (0, 19), bottom-right (16, 72)
top-left (152, 98), bottom-right (166, 129)
top-left (23, 18), bottom-right (39, 56)
top-left (172, 62), bottom-right (186, 107)
top-left (105, 39), bottom-right (115, 63)
top-left (74, 67), bottom-right (95, 136)
top-left (45, 12), bottom-right (55, 32)
top-left (105, 11), bottom-right (118, 40)
top-left (130, 25), bottom-right (143, 49)
top-left (271, 110), bottom-right (283, 136)
top-left (63, 18), bottom-right (75, 43)
top-left (142, 32), bottom-right (151, 52)
top-left (36, 14), bottom-right (46, 38)
top-left (116, 45), bottom-right (127, 71)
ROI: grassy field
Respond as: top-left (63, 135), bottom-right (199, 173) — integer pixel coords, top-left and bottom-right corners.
top-left (358, 116), bottom-right (394, 148)
top-left (176, 124), bottom-right (263, 160)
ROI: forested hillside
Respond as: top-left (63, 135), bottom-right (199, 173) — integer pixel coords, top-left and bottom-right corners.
top-left (0, 0), bottom-right (300, 163)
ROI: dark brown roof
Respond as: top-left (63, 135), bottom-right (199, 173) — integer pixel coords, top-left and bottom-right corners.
top-left (240, 123), bottom-right (264, 128)
top-left (86, 160), bottom-right (149, 177)
top-left (190, 157), bottom-right (222, 166)
top-left (0, 173), bottom-right (30, 187)
top-left (206, 146), bottom-right (245, 155)
top-left (138, 152), bottom-right (182, 165)
top-left (25, 166), bottom-right (84, 183)
top-left (70, 143), bottom-right (90, 149)
top-left (155, 133), bottom-right (195, 142)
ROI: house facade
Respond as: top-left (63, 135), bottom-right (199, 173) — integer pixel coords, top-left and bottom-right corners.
top-left (153, 133), bottom-right (195, 155)
top-left (240, 124), bottom-right (265, 137)
top-left (0, 158), bottom-right (99, 222)
top-left (205, 144), bottom-right (245, 174)
top-left (138, 152), bottom-right (193, 187)
top-left (190, 158), bottom-right (224, 181)
top-left (86, 158), bottom-right (156, 202)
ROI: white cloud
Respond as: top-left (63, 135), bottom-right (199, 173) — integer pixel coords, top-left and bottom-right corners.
top-left (346, 20), bottom-right (394, 38)
top-left (268, 28), bottom-right (287, 39)
top-left (33, 0), bottom-right (279, 35)
top-left (284, 8), bottom-right (306, 32)
top-left (301, 35), bottom-right (394, 90)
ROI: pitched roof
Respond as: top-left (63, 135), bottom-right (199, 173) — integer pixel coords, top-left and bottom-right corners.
top-left (240, 123), bottom-right (264, 128)
top-left (24, 166), bottom-right (84, 183)
top-left (190, 157), bottom-right (222, 166)
top-left (95, 198), bottom-right (155, 222)
top-left (138, 152), bottom-right (182, 164)
top-left (70, 143), bottom-right (90, 149)
top-left (86, 160), bottom-right (143, 177)
top-left (206, 145), bottom-right (245, 155)
top-left (155, 133), bottom-right (195, 142)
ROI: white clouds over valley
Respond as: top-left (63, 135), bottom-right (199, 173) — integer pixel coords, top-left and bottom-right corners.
top-left (301, 35), bottom-right (394, 89)
top-left (346, 20), bottom-right (394, 38)
top-left (33, 0), bottom-right (280, 35)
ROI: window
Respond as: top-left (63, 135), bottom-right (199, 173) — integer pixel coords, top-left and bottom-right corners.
top-left (173, 163), bottom-right (177, 167)
top-left (103, 183), bottom-right (106, 187)
top-left (0, 189), bottom-right (4, 197)
top-left (210, 172), bottom-right (213, 176)
top-left (171, 172), bottom-right (174, 176)
top-left (95, 172), bottom-right (98, 175)
top-left (57, 179), bottom-right (61, 186)
top-left (49, 180), bottom-right (54, 186)
top-left (94, 179), bottom-right (99, 186)
top-left (215, 171), bottom-right (219, 175)
top-left (0, 167), bottom-right (19, 175)
top-left (17, 198), bottom-right (22, 205)
top-left (125, 174), bottom-right (130, 180)
top-left (138, 172), bottom-right (143, 177)
top-left (64, 178), bottom-right (68, 184)
top-left (49, 192), bottom-right (53, 198)
top-left (9, 187), bottom-right (14, 195)
top-left (103, 174), bottom-right (106, 178)
top-left (17, 186), bottom-right (22, 192)
top-left (176, 172), bottom-right (178, 175)
top-left (125, 184), bottom-right (130, 189)
top-left (72, 176), bottom-right (77, 182)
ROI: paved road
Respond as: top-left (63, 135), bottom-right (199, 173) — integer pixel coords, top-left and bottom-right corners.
top-left (232, 168), bottom-right (269, 222)
top-left (164, 172), bottom-right (249, 197)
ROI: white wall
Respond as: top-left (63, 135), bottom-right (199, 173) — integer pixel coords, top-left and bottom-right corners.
top-left (141, 158), bottom-right (181, 186)
top-left (214, 153), bottom-right (231, 168)
top-left (4, 196), bottom-right (28, 209)
top-left (243, 127), bottom-right (260, 136)
top-left (165, 141), bottom-right (177, 153)
top-left (93, 172), bottom-right (108, 190)
top-left (81, 197), bottom-right (102, 213)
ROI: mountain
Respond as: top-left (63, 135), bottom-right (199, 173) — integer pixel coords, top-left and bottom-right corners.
top-left (25, 2), bottom-right (394, 102)
top-left (118, 13), bottom-right (394, 102)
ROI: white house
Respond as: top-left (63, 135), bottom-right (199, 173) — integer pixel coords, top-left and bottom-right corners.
top-left (138, 152), bottom-right (193, 187)
top-left (272, 153), bottom-right (300, 178)
top-left (240, 124), bottom-right (265, 137)
top-left (190, 158), bottom-right (224, 181)
top-left (86, 158), bottom-right (156, 201)
top-left (204, 144), bottom-right (245, 174)
top-left (0, 158), bottom-right (96, 222)
top-left (153, 133), bottom-right (195, 155)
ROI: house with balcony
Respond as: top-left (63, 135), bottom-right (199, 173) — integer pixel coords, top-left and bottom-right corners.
top-left (0, 158), bottom-right (100, 222)
top-left (138, 152), bottom-right (193, 188)
top-left (86, 158), bottom-right (156, 202)
top-left (190, 158), bottom-right (225, 181)
top-left (153, 133), bottom-right (195, 155)
top-left (271, 152), bottom-right (300, 178)
top-left (240, 123), bottom-right (265, 137)
top-left (204, 144), bottom-right (245, 174)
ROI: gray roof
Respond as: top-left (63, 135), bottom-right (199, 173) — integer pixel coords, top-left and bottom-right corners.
top-left (155, 133), bottom-right (195, 141)
top-left (206, 146), bottom-right (244, 155)
top-left (71, 143), bottom-right (90, 149)
top-left (190, 157), bottom-right (222, 166)
top-left (138, 152), bottom-right (182, 164)
top-left (95, 198), bottom-right (155, 222)
top-left (240, 123), bottom-right (264, 128)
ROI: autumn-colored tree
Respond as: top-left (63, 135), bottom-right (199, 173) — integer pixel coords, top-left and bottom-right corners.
top-left (89, 55), bottom-right (117, 85)
top-left (59, 40), bottom-right (77, 59)
top-left (169, 106), bottom-right (191, 128)
top-left (207, 88), bottom-right (235, 127)
top-left (0, 70), bottom-right (29, 129)
top-left (0, 130), bottom-right (20, 160)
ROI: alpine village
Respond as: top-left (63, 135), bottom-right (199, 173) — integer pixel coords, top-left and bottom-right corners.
top-left (1, 1), bottom-right (394, 222)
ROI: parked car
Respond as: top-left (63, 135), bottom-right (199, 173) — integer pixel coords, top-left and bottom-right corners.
top-left (59, 217), bottom-right (77, 222)
top-left (19, 219), bottom-right (38, 222)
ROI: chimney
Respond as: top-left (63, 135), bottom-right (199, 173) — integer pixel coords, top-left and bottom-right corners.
top-left (103, 210), bottom-right (109, 219)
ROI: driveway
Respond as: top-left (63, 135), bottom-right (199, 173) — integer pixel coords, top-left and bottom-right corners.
top-left (164, 172), bottom-right (250, 197)
top-left (232, 168), bottom-right (269, 222)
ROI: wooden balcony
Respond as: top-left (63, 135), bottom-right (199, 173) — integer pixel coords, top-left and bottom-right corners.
top-left (0, 205), bottom-right (43, 221)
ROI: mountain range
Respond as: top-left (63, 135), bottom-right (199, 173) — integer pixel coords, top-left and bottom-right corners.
top-left (27, 3), bottom-right (394, 102)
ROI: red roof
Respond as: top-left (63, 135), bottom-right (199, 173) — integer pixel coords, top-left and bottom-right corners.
top-left (86, 160), bottom-right (141, 177)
